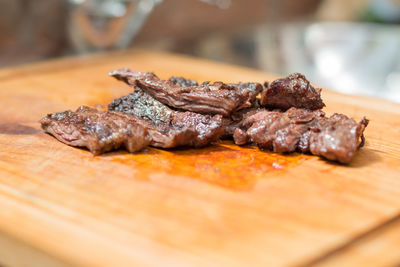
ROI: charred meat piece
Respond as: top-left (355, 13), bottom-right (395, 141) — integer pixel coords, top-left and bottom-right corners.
top-left (40, 106), bottom-right (151, 155)
top-left (169, 76), bottom-right (198, 87)
top-left (170, 76), bottom-right (262, 110)
top-left (110, 68), bottom-right (262, 116)
top-left (261, 73), bottom-right (325, 110)
top-left (236, 108), bottom-right (324, 150)
top-left (108, 89), bottom-right (223, 148)
top-left (234, 107), bottom-right (368, 164)
top-left (298, 114), bottom-right (369, 163)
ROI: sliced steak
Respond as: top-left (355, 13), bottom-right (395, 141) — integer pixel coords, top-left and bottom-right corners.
top-left (299, 114), bottom-right (369, 163)
top-left (108, 89), bottom-right (223, 148)
top-left (40, 106), bottom-right (151, 155)
top-left (261, 73), bottom-right (325, 110)
top-left (110, 68), bottom-right (262, 116)
top-left (170, 76), bottom-right (262, 110)
top-left (234, 107), bottom-right (368, 164)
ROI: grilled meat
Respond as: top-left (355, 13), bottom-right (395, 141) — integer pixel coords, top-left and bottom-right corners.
top-left (110, 68), bottom-right (262, 116)
top-left (40, 106), bottom-right (151, 155)
top-left (108, 89), bottom-right (224, 148)
top-left (233, 107), bottom-right (368, 164)
top-left (261, 73), bottom-right (325, 110)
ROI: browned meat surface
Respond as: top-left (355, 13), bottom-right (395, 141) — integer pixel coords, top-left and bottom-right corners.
top-left (233, 107), bottom-right (368, 164)
top-left (229, 81), bottom-right (263, 109)
top-left (40, 106), bottom-right (151, 155)
top-left (220, 97), bottom-right (263, 139)
top-left (299, 114), bottom-right (369, 163)
top-left (110, 68), bottom-right (262, 116)
top-left (170, 76), bottom-right (262, 110)
top-left (108, 89), bottom-right (223, 148)
top-left (261, 73), bottom-right (325, 110)
top-left (222, 107), bottom-right (262, 138)
top-left (169, 76), bottom-right (198, 87)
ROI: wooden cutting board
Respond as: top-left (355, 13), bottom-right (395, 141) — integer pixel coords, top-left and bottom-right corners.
top-left (0, 49), bottom-right (399, 267)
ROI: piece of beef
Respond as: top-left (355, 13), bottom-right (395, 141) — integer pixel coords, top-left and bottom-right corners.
top-left (168, 75), bottom-right (262, 138)
top-left (170, 76), bottom-right (262, 110)
top-left (40, 106), bottom-right (151, 155)
top-left (239, 108), bottom-right (324, 151)
top-left (110, 68), bottom-right (262, 116)
top-left (234, 107), bottom-right (368, 164)
top-left (108, 89), bottom-right (223, 148)
top-left (261, 73), bottom-right (325, 110)
top-left (298, 114), bottom-right (369, 163)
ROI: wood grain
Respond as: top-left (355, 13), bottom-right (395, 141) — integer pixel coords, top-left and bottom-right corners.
top-left (0, 49), bottom-right (399, 267)
top-left (311, 213), bottom-right (400, 267)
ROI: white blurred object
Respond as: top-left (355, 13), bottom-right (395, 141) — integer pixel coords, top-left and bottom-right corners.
top-left (256, 22), bottom-right (400, 103)
top-left (68, 0), bottom-right (162, 52)
top-left (68, 0), bottom-right (232, 52)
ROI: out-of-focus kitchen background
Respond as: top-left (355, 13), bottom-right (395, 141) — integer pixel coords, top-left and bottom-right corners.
top-left (1, 0), bottom-right (400, 101)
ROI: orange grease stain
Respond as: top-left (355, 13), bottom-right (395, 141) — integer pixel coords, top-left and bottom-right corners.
top-left (106, 141), bottom-right (309, 190)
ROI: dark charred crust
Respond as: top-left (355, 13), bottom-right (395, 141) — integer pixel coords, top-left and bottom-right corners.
top-left (108, 88), bottom-right (223, 148)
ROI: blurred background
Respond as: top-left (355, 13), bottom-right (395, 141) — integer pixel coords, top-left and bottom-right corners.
top-left (1, 0), bottom-right (400, 101)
